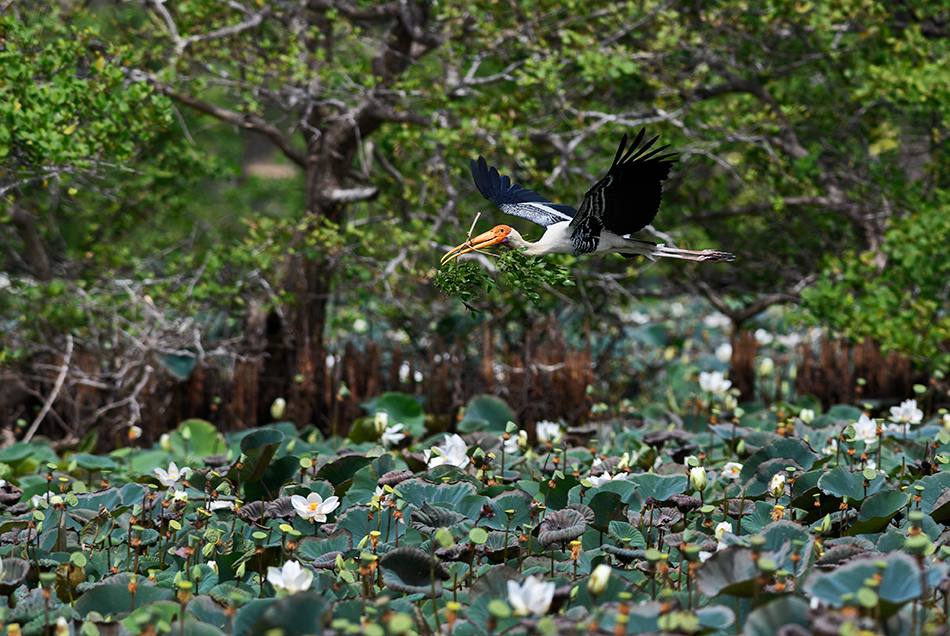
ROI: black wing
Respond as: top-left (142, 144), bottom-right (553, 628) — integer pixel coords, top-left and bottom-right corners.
top-left (569, 130), bottom-right (677, 249)
top-left (471, 156), bottom-right (577, 228)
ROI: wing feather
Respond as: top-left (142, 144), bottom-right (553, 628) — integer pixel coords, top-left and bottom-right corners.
top-left (569, 130), bottom-right (677, 243)
top-left (471, 157), bottom-right (577, 228)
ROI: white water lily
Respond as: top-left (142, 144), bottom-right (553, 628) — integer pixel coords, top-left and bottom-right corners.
top-left (698, 371), bottom-right (731, 395)
top-left (504, 430), bottom-right (528, 454)
top-left (721, 462), bottom-right (743, 481)
top-left (769, 473), bottom-right (786, 499)
top-left (715, 343), bottom-right (733, 364)
top-left (381, 423), bottom-right (406, 447)
top-left (853, 414), bottom-right (879, 446)
top-left (267, 560), bottom-right (313, 595)
top-left (291, 492), bottom-right (340, 523)
top-left (425, 433), bottom-right (469, 469)
top-left (154, 462), bottom-right (188, 488)
top-left (703, 313), bottom-right (731, 330)
top-left (714, 520), bottom-right (733, 544)
top-left (754, 329), bottom-right (774, 346)
top-left (535, 421), bottom-right (563, 445)
top-left (587, 472), bottom-right (628, 487)
top-left (889, 399), bottom-right (923, 425)
top-left (776, 332), bottom-right (804, 349)
top-left (507, 575), bottom-right (555, 616)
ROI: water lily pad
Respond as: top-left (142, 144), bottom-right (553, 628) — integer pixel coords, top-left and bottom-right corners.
top-left (696, 547), bottom-right (757, 597)
top-left (361, 392), bottom-right (426, 438)
top-left (847, 489), bottom-right (908, 536)
top-left (379, 546), bottom-right (449, 597)
top-left (739, 438), bottom-right (820, 489)
top-left (457, 395), bottom-right (516, 434)
top-left (538, 508), bottom-right (587, 549)
top-left (628, 473), bottom-right (687, 502)
top-left (246, 592), bottom-right (329, 636)
top-left (818, 466), bottom-right (886, 502)
top-left (743, 596), bottom-right (810, 636)
top-left (803, 551), bottom-right (949, 616)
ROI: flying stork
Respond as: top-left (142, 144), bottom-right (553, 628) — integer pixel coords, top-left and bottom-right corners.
top-left (441, 130), bottom-right (736, 265)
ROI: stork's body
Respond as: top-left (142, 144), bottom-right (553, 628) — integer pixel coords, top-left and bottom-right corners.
top-left (442, 130), bottom-right (735, 264)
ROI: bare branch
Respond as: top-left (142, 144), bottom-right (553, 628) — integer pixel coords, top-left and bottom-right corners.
top-left (155, 86), bottom-right (308, 167)
top-left (24, 334), bottom-right (73, 442)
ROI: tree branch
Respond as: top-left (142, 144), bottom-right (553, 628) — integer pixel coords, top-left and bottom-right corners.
top-left (156, 85), bottom-right (308, 167)
top-left (7, 201), bottom-right (52, 281)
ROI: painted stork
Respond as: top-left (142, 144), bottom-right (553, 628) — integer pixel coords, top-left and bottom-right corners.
top-left (441, 130), bottom-right (735, 264)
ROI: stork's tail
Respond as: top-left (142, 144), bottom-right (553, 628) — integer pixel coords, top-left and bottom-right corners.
top-left (649, 243), bottom-right (736, 263)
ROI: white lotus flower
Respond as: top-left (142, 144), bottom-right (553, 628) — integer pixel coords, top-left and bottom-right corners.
top-left (942, 413), bottom-right (950, 430)
top-left (769, 473), bottom-right (786, 499)
top-left (267, 560), bottom-right (313, 595)
top-left (853, 414), bottom-right (879, 446)
top-left (504, 430), bottom-right (528, 454)
top-left (291, 492), bottom-right (340, 523)
top-left (208, 500), bottom-right (235, 511)
top-left (703, 313), bottom-right (731, 329)
top-left (424, 434), bottom-right (469, 469)
top-left (154, 462), bottom-right (188, 488)
top-left (587, 472), bottom-right (628, 487)
top-left (758, 357), bottom-right (775, 377)
top-left (698, 371), bottom-right (731, 395)
top-left (381, 423), bottom-right (406, 447)
top-left (715, 343), bottom-right (733, 364)
top-left (536, 421), bottom-right (563, 445)
top-left (754, 329), bottom-right (774, 346)
top-left (776, 332), bottom-right (804, 349)
top-left (714, 520), bottom-right (733, 544)
top-left (507, 575), bottom-right (555, 616)
top-left (889, 399), bottom-right (923, 425)
top-left (722, 462), bottom-right (743, 481)
top-left (799, 409), bottom-right (815, 424)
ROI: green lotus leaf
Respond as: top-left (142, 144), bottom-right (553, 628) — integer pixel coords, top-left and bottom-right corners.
top-left (696, 547), bottom-right (758, 597)
top-left (538, 507), bottom-right (587, 550)
top-left (379, 546), bottom-right (449, 597)
top-left (238, 428), bottom-right (285, 484)
top-left (627, 473), bottom-right (686, 502)
top-left (803, 551), bottom-right (949, 616)
top-left (743, 596), bottom-right (811, 636)
top-left (361, 392), bottom-right (426, 438)
top-left (246, 592), bottom-right (329, 636)
top-left (457, 395), bottom-right (516, 434)
top-left (847, 489), bottom-right (909, 535)
top-left (738, 438), bottom-right (820, 486)
top-left (818, 466), bottom-right (886, 502)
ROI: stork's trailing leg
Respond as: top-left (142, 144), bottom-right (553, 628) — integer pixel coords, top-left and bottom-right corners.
top-left (650, 244), bottom-right (736, 263)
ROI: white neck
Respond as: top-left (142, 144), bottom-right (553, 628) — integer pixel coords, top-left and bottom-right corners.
top-left (509, 222), bottom-right (573, 256)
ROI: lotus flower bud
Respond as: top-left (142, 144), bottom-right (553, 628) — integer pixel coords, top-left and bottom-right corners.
top-left (690, 466), bottom-right (707, 492)
top-left (587, 563), bottom-right (611, 597)
top-left (270, 398), bottom-right (287, 420)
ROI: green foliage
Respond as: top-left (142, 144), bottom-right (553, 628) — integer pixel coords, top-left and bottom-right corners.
top-left (801, 194), bottom-right (950, 369)
top-left (436, 250), bottom-right (575, 310)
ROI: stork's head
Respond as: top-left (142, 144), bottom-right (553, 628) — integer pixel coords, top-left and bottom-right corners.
top-left (441, 225), bottom-right (515, 265)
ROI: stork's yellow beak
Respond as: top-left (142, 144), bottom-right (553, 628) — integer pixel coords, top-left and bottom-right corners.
top-left (440, 226), bottom-right (511, 265)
